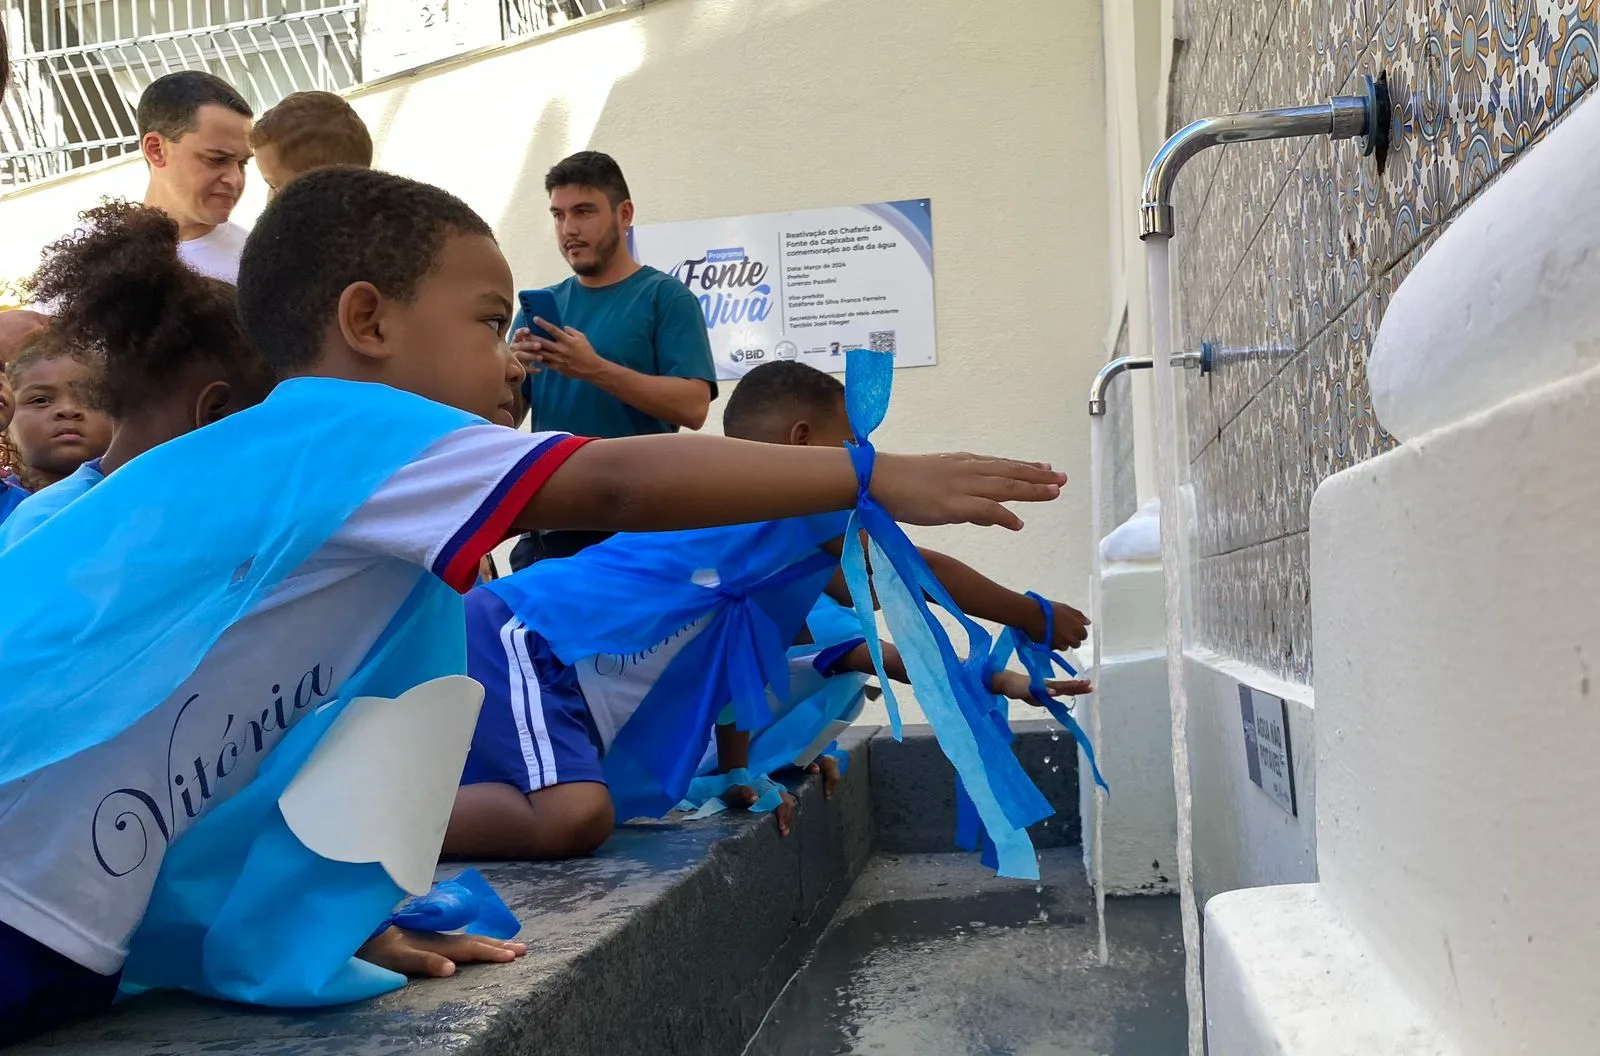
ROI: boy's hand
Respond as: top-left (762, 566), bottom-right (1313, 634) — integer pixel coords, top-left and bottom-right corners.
top-left (723, 784), bottom-right (799, 837)
top-left (806, 756), bottom-right (844, 800)
top-left (990, 670), bottom-right (1093, 706)
top-left (357, 926), bottom-right (526, 979)
top-left (528, 319), bottom-right (607, 383)
top-left (509, 327), bottom-right (542, 376)
top-left (1024, 599), bottom-right (1091, 649)
top-left (869, 453), bottom-right (1064, 530)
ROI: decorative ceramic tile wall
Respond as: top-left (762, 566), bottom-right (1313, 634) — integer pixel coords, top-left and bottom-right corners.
top-left (1170, 0), bottom-right (1596, 682)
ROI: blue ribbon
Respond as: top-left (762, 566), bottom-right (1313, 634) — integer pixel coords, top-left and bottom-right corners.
top-left (382, 868), bottom-right (521, 940)
top-left (601, 547), bottom-right (840, 821)
top-left (1008, 592), bottom-right (1108, 793)
top-left (837, 347), bottom-right (1054, 880)
top-left (675, 768), bottom-right (787, 817)
top-left (955, 593), bottom-right (1110, 870)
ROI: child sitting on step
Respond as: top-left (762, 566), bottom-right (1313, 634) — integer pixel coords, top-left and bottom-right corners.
top-left (443, 361), bottom-right (1091, 858)
top-left (0, 167), bottom-right (1065, 1043)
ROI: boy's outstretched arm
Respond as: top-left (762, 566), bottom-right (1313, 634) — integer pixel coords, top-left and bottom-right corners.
top-left (917, 548), bottom-right (1090, 649)
top-left (828, 643), bottom-right (1091, 705)
top-left (515, 436), bottom-right (1063, 536)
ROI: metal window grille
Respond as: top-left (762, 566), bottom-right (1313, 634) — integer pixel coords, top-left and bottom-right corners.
top-left (499, 0), bottom-right (619, 39)
top-left (1, 1), bottom-right (361, 188)
top-left (1, 0), bottom-right (632, 191)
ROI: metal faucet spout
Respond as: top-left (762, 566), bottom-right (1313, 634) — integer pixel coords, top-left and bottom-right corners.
top-left (1088, 350), bottom-right (1206, 415)
top-left (1140, 75), bottom-right (1388, 240)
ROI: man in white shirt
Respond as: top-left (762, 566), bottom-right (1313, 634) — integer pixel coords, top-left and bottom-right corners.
top-left (135, 71), bottom-right (254, 284)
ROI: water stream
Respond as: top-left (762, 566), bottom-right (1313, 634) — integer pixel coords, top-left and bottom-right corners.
top-left (1087, 415), bottom-right (1109, 967)
top-left (1145, 238), bottom-right (1203, 1055)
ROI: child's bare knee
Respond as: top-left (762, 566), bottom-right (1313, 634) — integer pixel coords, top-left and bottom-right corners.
top-left (528, 781), bottom-right (614, 857)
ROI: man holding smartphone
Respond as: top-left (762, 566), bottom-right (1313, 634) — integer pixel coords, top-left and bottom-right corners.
top-left (507, 151), bottom-right (716, 569)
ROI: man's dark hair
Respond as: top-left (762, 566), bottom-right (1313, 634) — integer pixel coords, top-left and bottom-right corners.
top-left (544, 151), bottom-right (631, 207)
top-left (722, 361), bottom-right (845, 440)
top-left (136, 71), bottom-right (252, 140)
top-left (237, 166), bottom-right (494, 372)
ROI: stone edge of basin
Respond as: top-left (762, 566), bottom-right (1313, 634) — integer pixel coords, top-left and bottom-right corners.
top-left (870, 719), bottom-right (1082, 854)
top-left (19, 722), bottom-right (1082, 1056)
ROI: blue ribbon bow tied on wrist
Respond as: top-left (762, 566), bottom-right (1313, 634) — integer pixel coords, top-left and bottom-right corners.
top-left (957, 592), bottom-right (1110, 869)
top-left (838, 348), bottom-right (1083, 881)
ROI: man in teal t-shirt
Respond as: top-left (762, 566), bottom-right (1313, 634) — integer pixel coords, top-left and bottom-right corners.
top-left (508, 151), bottom-right (717, 569)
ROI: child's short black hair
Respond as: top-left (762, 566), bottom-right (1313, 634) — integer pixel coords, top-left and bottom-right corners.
top-left (237, 167), bottom-right (495, 372)
top-left (722, 361), bottom-right (845, 440)
top-left (28, 201), bottom-right (272, 418)
top-left (544, 151), bottom-right (631, 207)
top-left (136, 71), bottom-right (252, 140)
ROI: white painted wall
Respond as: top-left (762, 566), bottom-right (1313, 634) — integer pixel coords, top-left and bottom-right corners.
top-left (1100, 0), bottom-right (1166, 503)
top-left (1, 0), bottom-right (1112, 685)
top-left (1205, 885), bottom-right (1458, 1056)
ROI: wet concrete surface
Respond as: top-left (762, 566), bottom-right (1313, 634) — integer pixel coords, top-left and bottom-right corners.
top-left (744, 850), bottom-right (1186, 1056)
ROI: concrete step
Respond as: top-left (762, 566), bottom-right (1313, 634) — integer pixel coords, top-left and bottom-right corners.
top-left (17, 723), bottom-right (1095, 1056)
top-left (869, 718), bottom-right (1081, 854)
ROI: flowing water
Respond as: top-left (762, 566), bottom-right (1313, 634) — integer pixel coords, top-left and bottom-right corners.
top-left (1087, 416), bottom-right (1109, 967)
top-left (1145, 238), bottom-right (1203, 1055)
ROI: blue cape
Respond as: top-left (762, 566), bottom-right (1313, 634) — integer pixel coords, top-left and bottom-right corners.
top-left (0, 457), bottom-right (103, 549)
top-left (488, 512), bottom-right (850, 820)
top-left (0, 378), bottom-right (485, 1005)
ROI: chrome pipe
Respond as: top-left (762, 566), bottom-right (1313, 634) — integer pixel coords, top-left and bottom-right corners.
top-left (1140, 76), bottom-right (1388, 240)
top-left (1089, 350), bottom-right (1206, 415)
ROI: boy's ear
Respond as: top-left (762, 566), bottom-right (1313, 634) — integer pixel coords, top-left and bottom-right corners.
top-left (787, 420), bottom-right (812, 446)
top-left (193, 380), bottom-right (234, 428)
top-left (336, 281), bottom-right (392, 363)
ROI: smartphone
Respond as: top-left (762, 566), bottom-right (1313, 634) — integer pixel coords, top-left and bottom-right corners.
top-left (517, 288), bottom-right (563, 335)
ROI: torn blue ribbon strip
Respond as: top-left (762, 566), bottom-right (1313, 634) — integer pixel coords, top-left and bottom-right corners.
top-left (836, 347), bottom-right (1055, 881)
top-left (956, 592), bottom-right (1110, 870)
top-left (1008, 591), bottom-right (1108, 794)
top-left (384, 868), bottom-right (521, 940)
top-left (676, 768), bottom-right (787, 818)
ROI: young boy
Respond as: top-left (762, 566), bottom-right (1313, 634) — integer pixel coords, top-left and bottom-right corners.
top-left (248, 90), bottom-right (373, 197)
top-left (0, 168), bottom-right (1063, 1039)
top-left (443, 361), bottom-right (1091, 858)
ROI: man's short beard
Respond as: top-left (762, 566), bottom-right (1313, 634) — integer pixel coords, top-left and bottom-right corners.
top-left (570, 224), bottom-right (622, 277)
